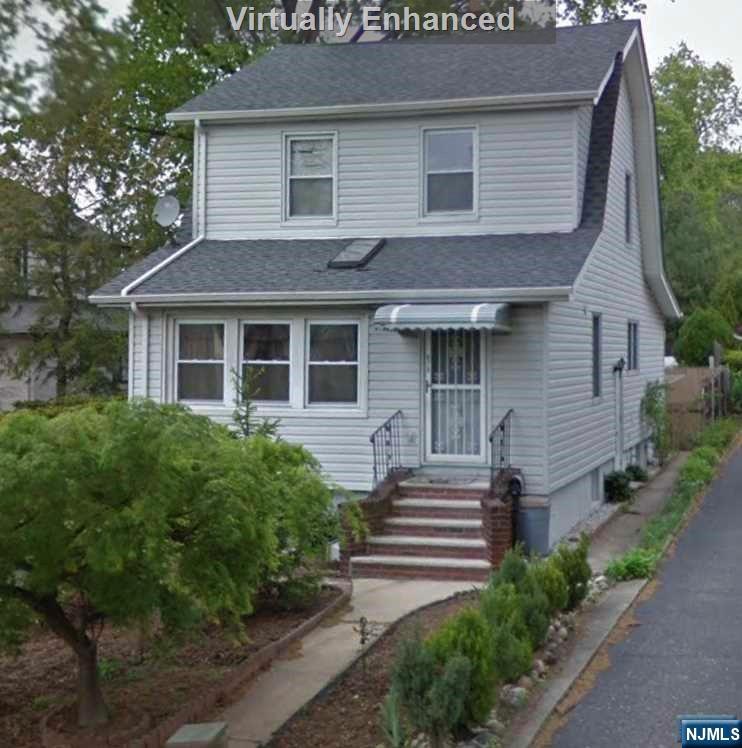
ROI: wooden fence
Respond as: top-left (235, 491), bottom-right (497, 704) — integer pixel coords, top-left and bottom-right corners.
top-left (667, 366), bottom-right (731, 450)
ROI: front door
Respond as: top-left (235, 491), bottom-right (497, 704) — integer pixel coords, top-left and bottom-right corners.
top-left (425, 330), bottom-right (486, 462)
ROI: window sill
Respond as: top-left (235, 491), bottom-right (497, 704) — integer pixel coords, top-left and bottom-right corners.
top-left (418, 212), bottom-right (480, 225)
top-left (281, 216), bottom-right (338, 228)
top-left (184, 403), bottom-right (369, 420)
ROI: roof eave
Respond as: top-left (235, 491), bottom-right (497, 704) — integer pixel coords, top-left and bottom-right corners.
top-left (89, 285), bottom-right (573, 308)
top-left (166, 91), bottom-right (599, 124)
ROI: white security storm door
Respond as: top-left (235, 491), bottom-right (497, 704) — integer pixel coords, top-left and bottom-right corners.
top-left (425, 330), bottom-right (486, 462)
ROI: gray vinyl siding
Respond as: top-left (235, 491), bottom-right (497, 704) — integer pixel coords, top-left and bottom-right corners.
top-left (490, 305), bottom-right (547, 496)
top-left (546, 76), bottom-right (665, 493)
top-left (203, 109), bottom-right (580, 240)
top-left (575, 105), bottom-right (593, 222)
top-left (131, 306), bottom-right (421, 491)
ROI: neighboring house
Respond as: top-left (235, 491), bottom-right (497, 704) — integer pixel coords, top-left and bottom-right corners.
top-left (92, 21), bottom-right (681, 577)
top-left (0, 301), bottom-right (57, 410)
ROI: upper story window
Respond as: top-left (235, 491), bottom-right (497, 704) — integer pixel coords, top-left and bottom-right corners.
top-left (177, 322), bottom-right (225, 402)
top-left (423, 128), bottom-right (475, 215)
top-left (286, 135), bottom-right (336, 219)
top-left (625, 172), bottom-right (633, 244)
top-left (243, 323), bottom-right (291, 402)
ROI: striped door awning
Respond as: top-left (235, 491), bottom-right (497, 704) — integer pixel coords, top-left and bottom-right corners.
top-left (373, 303), bottom-right (511, 332)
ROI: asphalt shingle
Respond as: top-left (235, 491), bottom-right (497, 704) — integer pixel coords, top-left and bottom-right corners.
top-left (170, 22), bottom-right (638, 115)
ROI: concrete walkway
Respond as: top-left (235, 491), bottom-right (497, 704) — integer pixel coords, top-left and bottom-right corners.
top-left (588, 452), bottom-right (689, 573)
top-left (222, 578), bottom-right (478, 746)
top-left (548, 446), bottom-right (742, 747)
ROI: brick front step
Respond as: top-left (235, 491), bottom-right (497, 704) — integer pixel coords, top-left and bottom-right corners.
top-left (398, 486), bottom-right (489, 501)
top-left (392, 498), bottom-right (483, 520)
top-left (350, 555), bottom-right (491, 582)
top-left (384, 517), bottom-right (484, 539)
top-left (367, 535), bottom-right (488, 560)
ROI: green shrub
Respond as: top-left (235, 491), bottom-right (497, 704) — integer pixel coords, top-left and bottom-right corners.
top-left (480, 582), bottom-right (528, 642)
top-left (490, 622), bottom-right (533, 683)
top-left (692, 446), bottom-right (720, 468)
top-left (390, 632), bottom-right (470, 748)
top-left (731, 372), bottom-right (742, 412)
top-left (529, 558), bottom-right (569, 615)
top-left (625, 464), bottom-right (649, 483)
top-left (482, 550), bottom-right (550, 649)
top-left (551, 535), bottom-right (592, 611)
top-left (604, 471), bottom-right (633, 503)
top-left (697, 418), bottom-right (738, 451)
top-left (725, 350), bottom-right (742, 374)
top-left (674, 308), bottom-right (734, 366)
top-left (680, 454), bottom-right (715, 486)
top-left (493, 545), bottom-right (529, 588)
top-left (606, 548), bottom-right (657, 581)
top-left (427, 607), bottom-right (497, 726)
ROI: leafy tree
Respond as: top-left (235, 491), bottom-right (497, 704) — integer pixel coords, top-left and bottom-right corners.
top-left (0, 400), bottom-right (280, 726)
top-left (674, 308), bottom-right (734, 366)
top-left (653, 45), bottom-right (742, 314)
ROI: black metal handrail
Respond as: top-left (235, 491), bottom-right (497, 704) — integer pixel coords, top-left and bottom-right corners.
top-left (370, 410), bottom-right (403, 488)
top-left (489, 409), bottom-right (514, 491)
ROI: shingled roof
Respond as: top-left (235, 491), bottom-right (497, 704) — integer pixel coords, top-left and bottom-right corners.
top-left (169, 21), bottom-right (637, 117)
top-left (93, 23), bottom-right (632, 303)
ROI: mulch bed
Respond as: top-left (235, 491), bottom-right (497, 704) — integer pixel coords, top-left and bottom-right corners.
top-left (269, 591), bottom-right (479, 748)
top-left (0, 587), bottom-right (342, 747)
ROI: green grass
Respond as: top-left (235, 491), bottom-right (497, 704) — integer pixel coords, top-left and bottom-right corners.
top-left (606, 418), bottom-right (739, 582)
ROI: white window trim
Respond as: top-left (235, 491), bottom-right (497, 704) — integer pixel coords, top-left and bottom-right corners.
top-left (305, 320), bottom-right (364, 409)
top-left (419, 125), bottom-right (479, 221)
top-left (240, 320), bottom-right (293, 405)
top-left (282, 131), bottom-right (338, 226)
top-left (175, 320), bottom-right (228, 406)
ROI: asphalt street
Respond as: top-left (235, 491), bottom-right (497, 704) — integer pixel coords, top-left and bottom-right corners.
top-left (549, 446), bottom-right (742, 748)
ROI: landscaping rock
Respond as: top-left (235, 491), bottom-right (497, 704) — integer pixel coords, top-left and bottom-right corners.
top-left (533, 659), bottom-right (547, 676)
top-left (544, 647), bottom-right (559, 666)
top-left (517, 675), bottom-right (534, 690)
top-left (501, 685), bottom-right (528, 708)
top-left (557, 626), bottom-right (569, 641)
top-left (486, 716), bottom-right (505, 735)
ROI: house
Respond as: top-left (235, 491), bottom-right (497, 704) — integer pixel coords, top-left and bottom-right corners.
top-left (91, 21), bottom-right (681, 579)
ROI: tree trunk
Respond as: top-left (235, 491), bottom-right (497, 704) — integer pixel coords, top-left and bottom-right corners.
top-left (76, 640), bottom-right (109, 727)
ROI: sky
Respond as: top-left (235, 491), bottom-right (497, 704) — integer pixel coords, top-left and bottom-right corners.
top-left (11, 0), bottom-right (742, 80)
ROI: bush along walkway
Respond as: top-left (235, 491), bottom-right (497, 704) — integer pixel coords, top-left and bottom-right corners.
top-left (382, 421), bottom-right (739, 748)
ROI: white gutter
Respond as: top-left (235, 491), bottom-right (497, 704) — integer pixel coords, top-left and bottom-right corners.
top-left (92, 285), bottom-right (573, 307)
top-left (120, 235), bottom-right (205, 298)
top-left (166, 90), bottom-right (599, 124)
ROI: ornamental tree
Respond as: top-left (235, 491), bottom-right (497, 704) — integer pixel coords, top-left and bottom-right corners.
top-left (0, 400), bottom-right (282, 727)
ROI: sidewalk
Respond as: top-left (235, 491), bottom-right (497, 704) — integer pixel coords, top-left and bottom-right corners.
top-left (588, 452), bottom-right (689, 573)
top-left (222, 578), bottom-right (477, 746)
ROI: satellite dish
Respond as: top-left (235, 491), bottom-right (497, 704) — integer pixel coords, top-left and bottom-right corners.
top-left (153, 195), bottom-right (181, 228)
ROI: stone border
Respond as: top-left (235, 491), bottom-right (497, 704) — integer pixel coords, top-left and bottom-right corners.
top-left (41, 581), bottom-right (352, 748)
